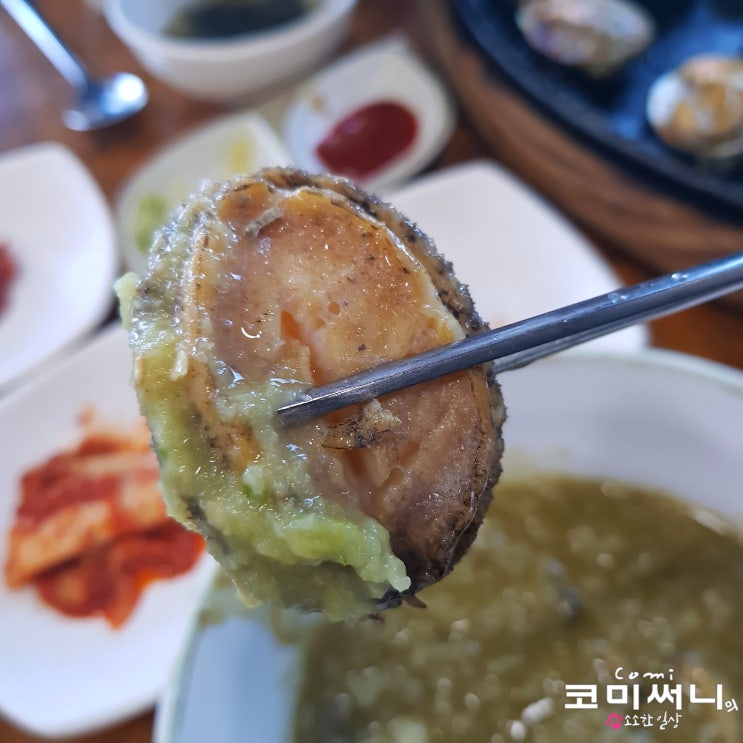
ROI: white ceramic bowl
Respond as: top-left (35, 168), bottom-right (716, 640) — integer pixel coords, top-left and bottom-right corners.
top-left (104, 0), bottom-right (357, 102)
top-left (155, 349), bottom-right (743, 743)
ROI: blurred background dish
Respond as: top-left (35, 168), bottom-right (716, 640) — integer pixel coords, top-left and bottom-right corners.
top-left (103, 0), bottom-right (358, 103)
top-left (391, 160), bottom-right (648, 350)
top-left (420, 0), bottom-right (743, 310)
top-left (0, 142), bottom-right (117, 392)
top-left (282, 36), bottom-right (455, 193)
top-left (451, 0), bottom-right (743, 211)
top-left (116, 111), bottom-right (290, 273)
top-left (0, 325), bottom-right (217, 738)
top-left (155, 349), bottom-right (743, 743)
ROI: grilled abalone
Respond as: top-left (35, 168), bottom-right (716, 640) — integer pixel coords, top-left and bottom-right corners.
top-left (647, 54), bottom-right (743, 162)
top-left (117, 168), bottom-right (505, 620)
top-left (516, 0), bottom-right (655, 77)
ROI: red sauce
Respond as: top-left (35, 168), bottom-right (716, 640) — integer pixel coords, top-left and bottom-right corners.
top-left (316, 101), bottom-right (418, 180)
top-left (0, 242), bottom-right (17, 318)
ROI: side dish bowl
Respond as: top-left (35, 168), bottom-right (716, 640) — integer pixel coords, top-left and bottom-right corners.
top-left (104, 0), bottom-right (357, 102)
top-left (115, 111), bottom-right (290, 273)
top-left (0, 142), bottom-right (117, 392)
top-left (155, 349), bottom-right (743, 743)
top-left (282, 37), bottom-right (455, 193)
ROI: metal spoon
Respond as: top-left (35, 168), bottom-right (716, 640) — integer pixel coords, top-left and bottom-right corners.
top-left (2, 0), bottom-right (147, 130)
top-left (277, 250), bottom-right (743, 425)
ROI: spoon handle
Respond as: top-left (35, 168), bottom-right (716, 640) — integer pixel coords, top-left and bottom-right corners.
top-left (1, 0), bottom-right (89, 89)
top-left (277, 251), bottom-right (743, 425)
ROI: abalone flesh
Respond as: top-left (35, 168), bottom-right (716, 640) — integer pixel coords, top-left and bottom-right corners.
top-left (117, 168), bottom-right (505, 620)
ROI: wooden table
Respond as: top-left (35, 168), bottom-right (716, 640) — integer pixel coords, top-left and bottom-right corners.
top-left (0, 2), bottom-right (741, 742)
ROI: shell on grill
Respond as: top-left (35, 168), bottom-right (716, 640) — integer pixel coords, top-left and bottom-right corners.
top-left (647, 54), bottom-right (743, 162)
top-left (516, 0), bottom-right (656, 77)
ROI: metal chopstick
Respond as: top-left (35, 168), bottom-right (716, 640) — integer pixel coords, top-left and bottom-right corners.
top-left (276, 251), bottom-right (743, 426)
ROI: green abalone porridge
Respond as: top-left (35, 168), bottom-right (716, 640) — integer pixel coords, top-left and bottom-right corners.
top-left (287, 476), bottom-right (743, 743)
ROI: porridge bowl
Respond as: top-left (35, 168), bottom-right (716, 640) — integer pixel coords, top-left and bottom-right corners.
top-left (156, 350), bottom-right (743, 743)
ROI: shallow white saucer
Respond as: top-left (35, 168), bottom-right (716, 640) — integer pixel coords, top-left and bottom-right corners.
top-left (282, 36), bottom-right (455, 193)
top-left (0, 143), bottom-right (117, 392)
top-left (391, 160), bottom-right (648, 351)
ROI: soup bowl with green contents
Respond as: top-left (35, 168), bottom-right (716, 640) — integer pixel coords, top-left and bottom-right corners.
top-left (156, 349), bottom-right (743, 743)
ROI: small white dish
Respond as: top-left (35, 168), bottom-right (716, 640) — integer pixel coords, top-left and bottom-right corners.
top-left (116, 111), bottom-right (291, 273)
top-left (391, 160), bottom-right (648, 351)
top-left (156, 349), bottom-right (743, 743)
top-left (0, 324), bottom-right (217, 738)
top-left (0, 142), bottom-right (118, 392)
top-left (282, 36), bottom-right (455, 193)
top-left (104, 0), bottom-right (357, 103)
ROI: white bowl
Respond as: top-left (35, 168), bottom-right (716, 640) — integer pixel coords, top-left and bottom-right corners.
top-left (104, 0), bottom-right (357, 103)
top-left (155, 349), bottom-right (743, 743)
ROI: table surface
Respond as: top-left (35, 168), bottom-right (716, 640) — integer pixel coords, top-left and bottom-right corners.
top-left (1, 1), bottom-right (742, 742)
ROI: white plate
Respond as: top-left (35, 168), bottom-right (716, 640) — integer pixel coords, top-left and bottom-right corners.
top-left (0, 324), bottom-right (217, 738)
top-left (117, 111), bottom-right (291, 274)
top-left (282, 36), bottom-right (455, 193)
top-left (0, 143), bottom-right (117, 392)
top-left (391, 160), bottom-right (648, 351)
top-left (156, 350), bottom-right (743, 743)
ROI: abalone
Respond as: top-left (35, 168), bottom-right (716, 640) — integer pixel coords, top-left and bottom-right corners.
top-left (117, 168), bottom-right (505, 620)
